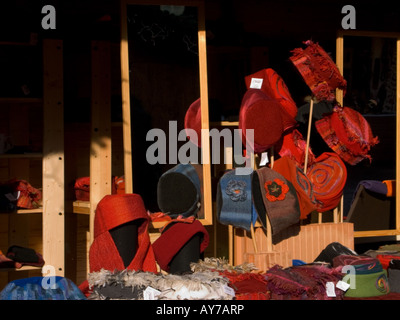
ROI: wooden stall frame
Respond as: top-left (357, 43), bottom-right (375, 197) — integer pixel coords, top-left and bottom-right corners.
top-left (120, 0), bottom-right (213, 225)
top-left (336, 30), bottom-right (400, 238)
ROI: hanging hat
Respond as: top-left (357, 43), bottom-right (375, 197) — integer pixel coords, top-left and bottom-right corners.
top-left (89, 194), bottom-right (157, 273)
top-left (333, 255), bottom-right (390, 298)
top-left (290, 40), bottom-right (347, 101)
top-left (152, 219), bottom-right (209, 272)
top-left (216, 168), bottom-right (258, 232)
top-left (315, 105), bottom-right (379, 165)
top-left (184, 98), bottom-right (201, 147)
top-left (252, 166), bottom-right (300, 235)
top-left (306, 152), bottom-right (347, 212)
top-left (273, 156), bottom-right (317, 220)
top-left (277, 129), bottom-right (315, 169)
top-left (244, 68), bottom-right (298, 131)
top-left (239, 88), bottom-right (284, 153)
top-left (157, 163), bottom-right (201, 218)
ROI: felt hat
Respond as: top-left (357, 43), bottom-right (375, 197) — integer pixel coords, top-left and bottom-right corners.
top-left (157, 163), bottom-right (201, 218)
top-left (216, 168), bottom-right (258, 231)
top-left (184, 98), bottom-right (202, 147)
top-left (306, 152), bottom-right (347, 212)
top-left (0, 276), bottom-right (87, 300)
top-left (273, 156), bottom-right (318, 220)
top-left (239, 88), bottom-right (284, 153)
top-left (252, 166), bottom-right (300, 235)
top-left (89, 194), bottom-right (157, 274)
top-left (290, 40), bottom-right (347, 102)
top-left (315, 105), bottom-right (379, 165)
top-left (152, 219), bottom-right (209, 272)
top-left (244, 68), bottom-right (298, 131)
top-left (277, 128), bottom-right (315, 169)
top-left (333, 255), bottom-right (390, 298)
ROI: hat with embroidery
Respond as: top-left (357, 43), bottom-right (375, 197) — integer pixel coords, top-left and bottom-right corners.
top-left (244, 68), bottom-right (298, 131)
top-left (333, 255), bottom-right (390, 298)
top-left (306, 152), bottom-right (347, 212)
top-left (216, 168), bottom-right (258, 232)
top-left (273, 156), bottom-right (317, 220)
top-left (290, 40), bottom-right (347, 102)
top-left (315, 105), bottom-right (379, 165)
top-left (157, 163), bottom-right (202, 218)
top-left (239, 88), bottom-right (284, 153)
top-left (252, 166), bottom-right (300, 235)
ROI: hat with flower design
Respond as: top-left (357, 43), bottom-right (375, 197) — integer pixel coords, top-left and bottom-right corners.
top-left (252, 167), bottom-right (300, 235)
top-left (216, 168), bottom-right (257, 231)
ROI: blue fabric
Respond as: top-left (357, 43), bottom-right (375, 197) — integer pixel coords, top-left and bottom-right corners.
top-left (351, 180), bottom-right (388, 205)
top-left (0, 276), bottom-right (87, 300)
top-left (217, 168), bottom-right (257, 231)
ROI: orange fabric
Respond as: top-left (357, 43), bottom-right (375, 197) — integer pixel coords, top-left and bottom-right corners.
top-left (383, 180), bottom-right (395, 197)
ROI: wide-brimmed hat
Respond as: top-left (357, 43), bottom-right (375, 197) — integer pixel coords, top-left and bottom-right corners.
top-left (252, 166), bottom-right (300, 235)
top-left (315, 105), bottom-right (379, 165)
top-left (273, 156), bottom-right (317, 220)
top-left (216, 168), bottom-right (257, 231)
top-left (290, 40), bottom-right (347, 102)
top-left (306, 152), bottom-right (347, 212)
top-left (157, 163), bottom-right (202, 218)
top-left (244, 68), bottom-right (298, 131)
top-left (239, 88), bottom-right (284, 153)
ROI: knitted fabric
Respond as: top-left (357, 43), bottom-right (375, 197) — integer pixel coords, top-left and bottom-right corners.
top-left (244, 68), bottom-right (297, 131)
top-left (239, 88), bottom-right (284, 153)
top-left (290, 40), bottom-right (347, 102)
top-left (306, 152), bottom-right (347, 212)
top-left (152, 219), bottom-right (209, 272)
top-left (315, 105), bottom-right (379, 165)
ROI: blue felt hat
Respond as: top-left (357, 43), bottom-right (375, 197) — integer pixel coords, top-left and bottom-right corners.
top-left (216, 168), bottom-right (257, 231)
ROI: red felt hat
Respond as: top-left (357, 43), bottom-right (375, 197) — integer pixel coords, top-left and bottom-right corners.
top-left (244, 68), bottom-right (298, 131)
top-left (184, 98), bottom-right (202, 147)
top-left (273, 156), bottom-right (318, 220)
top-left (239, 88), bottom-right (284, 153)
top-left (315, 105), bottom-right (379, 165)
top-left (277, 128), bottom-right (315, 169)
top-left (306, 152), bottom-right (347, 212)
top-left (290, 40), bottom-right (347, 102)
top-left (152, 219), bottom-right (209, 272)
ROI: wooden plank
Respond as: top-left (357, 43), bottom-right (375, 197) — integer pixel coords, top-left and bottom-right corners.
top-left (90, 41), bottom-right (112, 244)
top-left (42, 39), bottom-right (65, 277)
top-left (120, 0), bottom-right (133, 194)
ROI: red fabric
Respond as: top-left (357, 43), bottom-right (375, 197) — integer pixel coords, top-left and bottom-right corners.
top-left (315, 105), bottom-right (379, 165)
top-left (221, 271), bottom-right (270, 300)
top-left (79, 194), bottom-right (157, 295)
top-left (74, 176), bottom-right (126, 201)
top-left (273, 156), bottom-right (318, 219)
top-left (290, 40), bottom-right (347, 101)
top-left (184, 98), bottom-right (202, 147)
top-left (152, 219), bottom-right (209, 272)
top-left (239, 88), bottom-right (284, 153)
top-left (244, 68), bottom-right (297, 131)
top-left (377, 254), bottom-right (400, 270)
top-left (306, 152), bottom-right (347, 212)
